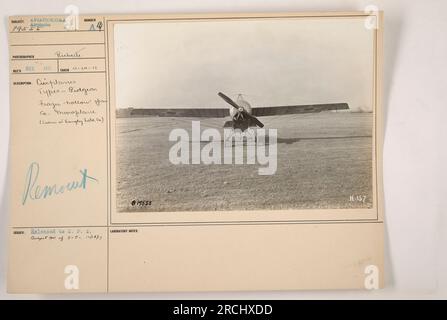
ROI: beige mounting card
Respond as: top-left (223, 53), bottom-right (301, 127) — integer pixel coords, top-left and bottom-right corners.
top-left (8, 12), bottom-right (384, 293)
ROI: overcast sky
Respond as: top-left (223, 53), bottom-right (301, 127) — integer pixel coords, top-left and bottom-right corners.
top-left (114, 17), bottom-right (374, 111)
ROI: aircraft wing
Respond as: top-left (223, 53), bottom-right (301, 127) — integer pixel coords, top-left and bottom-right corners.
top-left (251, 103), bottom-right (349, 116)
top-left (129, 108), bottom-right (228, 118)
top-left (125, 103), bottom-right (349, 118)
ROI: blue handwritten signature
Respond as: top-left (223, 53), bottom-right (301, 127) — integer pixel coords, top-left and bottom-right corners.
top-left (22, 162), bottom-right (98, 205)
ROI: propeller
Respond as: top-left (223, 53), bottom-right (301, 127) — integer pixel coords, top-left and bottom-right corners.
top-left (218, 92), bottom-right (264, 128)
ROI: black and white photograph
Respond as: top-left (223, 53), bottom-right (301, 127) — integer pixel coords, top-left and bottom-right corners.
top-left (113, 17), bottom-right (376, 213)
top-left (4, 0), bottom-right (447, 300)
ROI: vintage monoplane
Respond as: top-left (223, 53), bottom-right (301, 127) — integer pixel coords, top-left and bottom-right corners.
top-left (129, 92), bottom-right (349, 132)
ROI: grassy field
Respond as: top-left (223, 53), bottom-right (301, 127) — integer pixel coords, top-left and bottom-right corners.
top-left (116, 112), bottom-right (373, 212)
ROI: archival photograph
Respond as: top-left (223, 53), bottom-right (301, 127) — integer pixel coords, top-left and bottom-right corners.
top-left (113, 17), bottom-right (375, 213)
